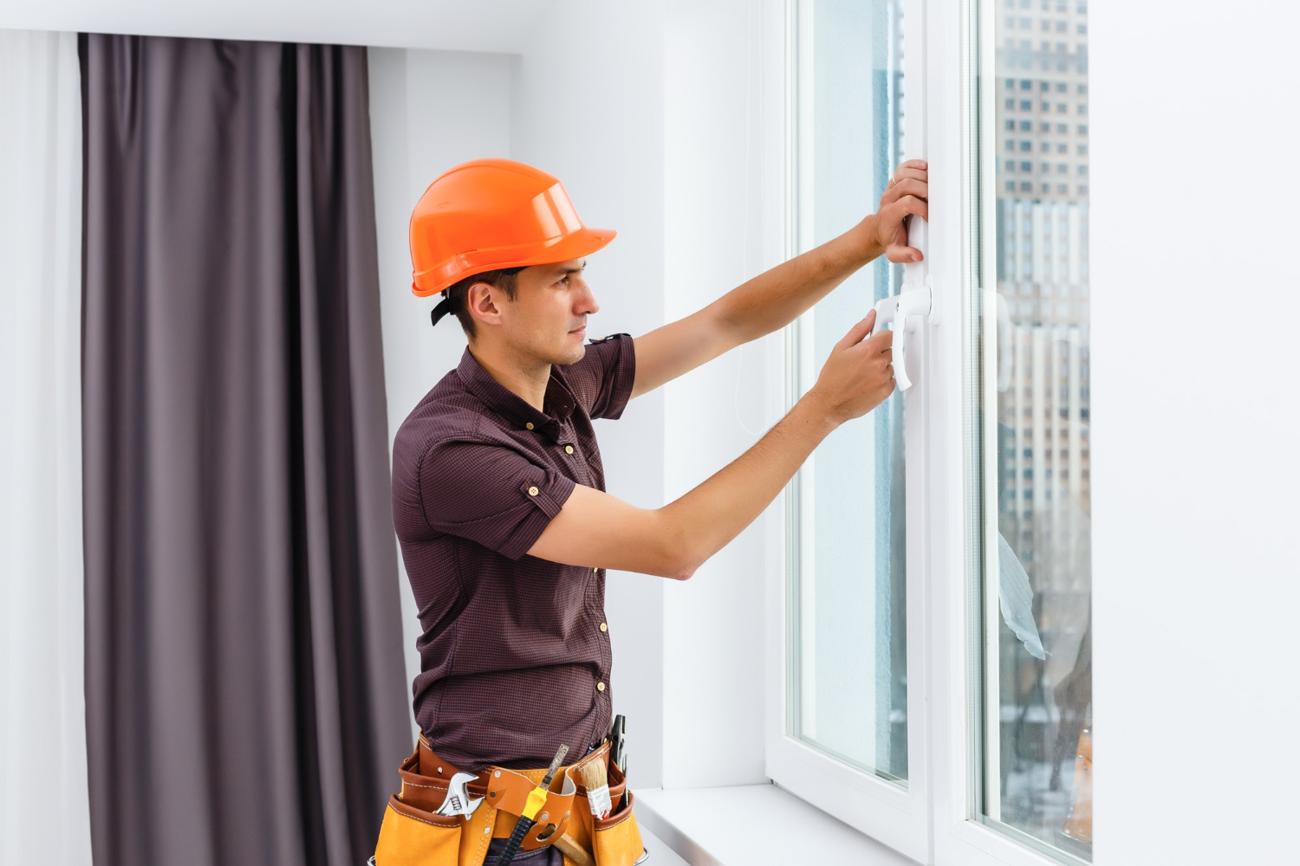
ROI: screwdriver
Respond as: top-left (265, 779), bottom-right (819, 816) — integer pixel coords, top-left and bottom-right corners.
top-left (492, 744), bottom-right (568, 866)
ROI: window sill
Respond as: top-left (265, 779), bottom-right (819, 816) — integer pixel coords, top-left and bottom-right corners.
top-left (635, 783), bottom-right (922, 866)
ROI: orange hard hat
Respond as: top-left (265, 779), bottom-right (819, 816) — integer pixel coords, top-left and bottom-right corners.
top-left (409, 158), bottom-right (617, 309)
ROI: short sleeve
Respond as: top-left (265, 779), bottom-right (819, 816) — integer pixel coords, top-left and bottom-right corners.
top-left (417, 437), bottom-right (577, 560)
top-left (562, 332), bottom-right (636, 420)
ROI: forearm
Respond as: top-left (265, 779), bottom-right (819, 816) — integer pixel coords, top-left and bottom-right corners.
top-left (658, 393), bottom-right (839, 577)
top-left (718, 219), bottom-right (883, 345)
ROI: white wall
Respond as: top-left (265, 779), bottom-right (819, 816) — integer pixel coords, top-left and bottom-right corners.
top-left (368, 46), bottom-right (516, 729)
top-left (510, 0), bottom-right (671, 790)
top-left (661, 0), bottom-right (788, 789)
top-left (1090, 2), bottom-right (1300, 863)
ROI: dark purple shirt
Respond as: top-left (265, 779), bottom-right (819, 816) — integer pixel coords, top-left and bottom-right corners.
top-left (390, 333), bottom-right (636, 773)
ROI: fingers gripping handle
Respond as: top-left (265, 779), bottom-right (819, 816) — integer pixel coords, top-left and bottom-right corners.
top-left (869, 283), bottom-right (933, 392)
top-left (869, 295), bottom-right (909, 391)
top-left (869, 211), bottom-right (932, 391)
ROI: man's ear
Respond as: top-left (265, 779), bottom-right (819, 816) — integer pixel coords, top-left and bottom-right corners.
top-left (467, 280), bottom-right (504, 326)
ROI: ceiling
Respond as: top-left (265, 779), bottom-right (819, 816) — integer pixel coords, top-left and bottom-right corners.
top-left (0, 0), bottom-right (553, 53)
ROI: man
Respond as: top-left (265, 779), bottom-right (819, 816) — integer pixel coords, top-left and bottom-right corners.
top-left (384, 156), bottom-right (927, 865)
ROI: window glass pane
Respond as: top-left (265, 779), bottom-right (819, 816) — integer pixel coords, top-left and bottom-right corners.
top-left (787, 0), bottom-right (907, 783)
top-left (978, 0), bottom-right (1092, 858)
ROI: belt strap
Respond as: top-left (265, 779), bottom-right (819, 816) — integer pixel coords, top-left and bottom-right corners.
top-left (399, 735), bottom-right (625, 847)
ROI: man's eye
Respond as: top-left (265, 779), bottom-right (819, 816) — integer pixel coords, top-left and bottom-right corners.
top-left (559, 275), bottom-right (571, 285)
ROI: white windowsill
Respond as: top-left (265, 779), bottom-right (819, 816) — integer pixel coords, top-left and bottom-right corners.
top-left (635, 783), bottom-right (922, 866)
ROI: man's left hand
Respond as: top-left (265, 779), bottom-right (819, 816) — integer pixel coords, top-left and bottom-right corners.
top-left (856, 159), bottom-right (929, 263)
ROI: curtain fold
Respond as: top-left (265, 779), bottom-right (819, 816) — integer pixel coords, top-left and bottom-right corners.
top-left (79, 33), bottom-right (409, 866)
top-left (0, 28), bottom-right (94, 866)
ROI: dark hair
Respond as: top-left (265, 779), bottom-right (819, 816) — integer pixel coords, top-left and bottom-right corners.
top-left (443, 267), bottom-right (524, 340)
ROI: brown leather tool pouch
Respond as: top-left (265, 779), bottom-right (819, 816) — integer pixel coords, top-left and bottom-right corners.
top-left (560, 747), bottom-right (646, 866)
top-left (372, 746), bottom-right (465, 866)
top-left (589, 759), bottom-right (646, 866)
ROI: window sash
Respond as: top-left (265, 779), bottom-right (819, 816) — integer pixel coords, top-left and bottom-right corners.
top-left (769, 1), bottom-right (1089, 865)
top-left (766, 1), bottom-right (932, 862)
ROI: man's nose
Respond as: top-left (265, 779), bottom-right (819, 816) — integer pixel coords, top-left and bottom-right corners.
top-left (578, 285), bottom-right (599, 316)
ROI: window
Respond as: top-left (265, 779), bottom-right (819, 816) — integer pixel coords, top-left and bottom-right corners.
top-left (980, 0), bottom-right (1093, 859)
top-left (779, 1), bottom-right (925, 859)
top-left (779, 2), bottom-right (1091, 864)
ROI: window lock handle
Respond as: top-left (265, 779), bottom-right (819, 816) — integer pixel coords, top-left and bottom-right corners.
top-left (869, 279), bottom-right (933, 392)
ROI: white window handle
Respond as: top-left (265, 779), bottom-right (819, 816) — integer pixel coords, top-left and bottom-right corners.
top-left (869, 215), bottom-right (933, 391)
top-left (993, 289), bottom-right (1013, 392)
top-left (870, 283), bottom-right (933, 391)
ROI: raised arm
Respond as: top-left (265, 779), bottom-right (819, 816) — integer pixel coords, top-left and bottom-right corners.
top-left (528, 309), bottom-right (895, 578)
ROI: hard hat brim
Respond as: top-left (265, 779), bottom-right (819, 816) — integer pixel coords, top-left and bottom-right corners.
top-left (411, 226), bottom-right (617, 298)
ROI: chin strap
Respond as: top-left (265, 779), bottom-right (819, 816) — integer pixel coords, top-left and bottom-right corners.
top-left (430, 292), bottom-right (453, 327)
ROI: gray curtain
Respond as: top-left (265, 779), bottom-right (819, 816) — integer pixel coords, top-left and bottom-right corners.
top-left (79, 34), bottom-right (409, 866)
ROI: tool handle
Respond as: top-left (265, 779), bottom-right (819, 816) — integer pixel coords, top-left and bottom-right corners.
top-left (492, 817), bottom-right (534, 866)
top-left (553, 833), bottom-right (596, 866)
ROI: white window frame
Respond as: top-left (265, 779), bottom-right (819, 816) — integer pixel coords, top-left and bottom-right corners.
top-left (766, 2), bottom-right (1091, 865)
top-left (764, 0), bottom-right (933, 862)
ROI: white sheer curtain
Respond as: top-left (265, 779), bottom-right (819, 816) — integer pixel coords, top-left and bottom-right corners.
top-left (0, 29), bottom-right (94, 865)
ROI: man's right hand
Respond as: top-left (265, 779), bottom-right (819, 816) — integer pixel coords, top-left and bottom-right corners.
top-left (529, 308), bottom-right (895, 580)
top-left (808, 308), bottom-right (896, 425)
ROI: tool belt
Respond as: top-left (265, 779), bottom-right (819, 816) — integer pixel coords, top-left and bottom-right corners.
top-left (372, 734), bottom-right (646, 866)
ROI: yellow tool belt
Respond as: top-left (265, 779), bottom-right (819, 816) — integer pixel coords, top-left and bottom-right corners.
top-left (372, 734), bottom-right (646, 866)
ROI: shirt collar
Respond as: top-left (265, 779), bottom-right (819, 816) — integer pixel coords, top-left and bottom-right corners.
top-left (456, 347), bottom-right (577, 441)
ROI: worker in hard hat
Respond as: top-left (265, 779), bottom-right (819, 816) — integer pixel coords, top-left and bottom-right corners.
top-left (373, 156), bottom-right (928, 866)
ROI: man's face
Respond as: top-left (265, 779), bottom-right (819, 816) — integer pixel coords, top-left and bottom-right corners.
top-left (490, 258), bottom-right (599, 365)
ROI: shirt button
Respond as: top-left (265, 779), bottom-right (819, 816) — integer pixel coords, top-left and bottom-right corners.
top-left (525, 422), bottom-right (535, 430)
top-left (564, 445), bottom-right (575, 455)
top-left (527, 486), bottom-right (539, 496)
top-left (599, 622), bottom-right (608, 633)
top-left (596, 682), bottom-right (606, 693)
